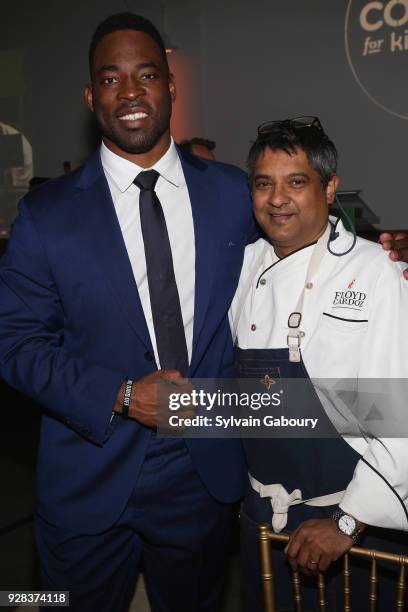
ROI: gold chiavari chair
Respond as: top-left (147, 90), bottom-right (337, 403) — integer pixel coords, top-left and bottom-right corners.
top-left (259, 523), bottom-right (408, 612)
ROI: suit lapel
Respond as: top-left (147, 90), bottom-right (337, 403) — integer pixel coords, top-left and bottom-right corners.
top-left (75, 152), bottom-right (153, 352)
top-left (76, 148), bottom-right (224, 367)
top-left (178, 150), bottom-right (221, 372)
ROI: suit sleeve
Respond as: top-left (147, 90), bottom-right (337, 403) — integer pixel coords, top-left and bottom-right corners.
top-left (0, 200), bottom-right (124, 446)
top-left (340, 257), bottom-right (408, 530)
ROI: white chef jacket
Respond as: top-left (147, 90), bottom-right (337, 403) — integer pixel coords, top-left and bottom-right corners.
top-left (230, 218), bottom-right (408, 531)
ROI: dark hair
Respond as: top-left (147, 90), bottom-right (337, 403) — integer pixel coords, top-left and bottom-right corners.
top-left (179, 137), bottom-right (216, 155)
top-left (89, 12), bottom-right (169, 74)
top-left (247, 121), bottom-right (337, 187)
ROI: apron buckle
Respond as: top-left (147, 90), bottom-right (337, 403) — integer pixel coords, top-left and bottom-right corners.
top-left (287, 332), bottom-right (302, 363)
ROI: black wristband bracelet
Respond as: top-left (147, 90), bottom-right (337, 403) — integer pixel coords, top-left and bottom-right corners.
top-left (122, 378), bottom-right (134, 418)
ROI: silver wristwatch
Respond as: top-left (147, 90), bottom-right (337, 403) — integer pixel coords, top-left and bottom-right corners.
top-left (331, 508), bottom-right (362, 544)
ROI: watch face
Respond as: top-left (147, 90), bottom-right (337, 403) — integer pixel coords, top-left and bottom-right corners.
top-left (338, 514), bottom-right (357, 536)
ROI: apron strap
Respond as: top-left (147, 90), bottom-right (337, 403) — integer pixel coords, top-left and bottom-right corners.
top-left (249, 473), bottom-right (344, 533)
top-left (287, 224), bottom-right (332, 362)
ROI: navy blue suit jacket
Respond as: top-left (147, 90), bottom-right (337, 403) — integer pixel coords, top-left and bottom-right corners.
top-left (0, 147), bottom-right (255, 533)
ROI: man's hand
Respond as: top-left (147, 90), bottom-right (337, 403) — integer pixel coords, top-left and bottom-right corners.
top-left (115, 370), bottom-right (194, 429)
top-left (284, 519), bottom-right (356, 574)
top-left (379, 232), bottom-right (408, 279)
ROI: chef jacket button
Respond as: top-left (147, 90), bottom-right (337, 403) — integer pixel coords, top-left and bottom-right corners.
top-left (260, 278), bottom-right (266, 286)
top-left (251, 324), bottom-right (257, 331)
top-left (305, 282), bottom-right (313, 289)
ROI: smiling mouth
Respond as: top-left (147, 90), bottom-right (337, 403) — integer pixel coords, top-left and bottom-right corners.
top-left (118, 112), bottom-right (149, 121)
top-left (269, 213), bottom-right (295, 224)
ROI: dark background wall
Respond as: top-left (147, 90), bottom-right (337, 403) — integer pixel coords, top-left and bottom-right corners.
top-left (1, 0), bottom-right (407, 228)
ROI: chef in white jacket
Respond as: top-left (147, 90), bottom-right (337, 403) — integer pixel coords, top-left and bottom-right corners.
top-left (230, 116), bottom-right (408, 611)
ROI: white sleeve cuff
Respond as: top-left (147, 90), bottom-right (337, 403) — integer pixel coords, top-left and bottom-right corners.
top-left (340, 460), bottom-right (408, 531)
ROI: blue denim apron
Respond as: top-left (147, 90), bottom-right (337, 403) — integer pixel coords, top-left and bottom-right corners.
top-left (235, 346), bottom-right (361, 510)
top-left (235, 345), bottom-right (407, 611)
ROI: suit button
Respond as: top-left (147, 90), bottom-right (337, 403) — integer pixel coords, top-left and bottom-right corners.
top-left (144, 351), bottom-right (154, 361)
top-left (251, 324), bottom-right (257, 331)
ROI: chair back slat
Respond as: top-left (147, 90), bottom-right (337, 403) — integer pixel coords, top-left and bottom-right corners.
top-left (396, 563), bottom-right (406, 611)
top-left (369, 557), bottom-right (378, 612)
top-left (259, 524), bottom-right (278, 612)
top-left (343, 554), bottom-right (352, 612)
top-left (291, 570), bottom-right (303, 611)
top-left (317, 572), bottom-right (326, 611)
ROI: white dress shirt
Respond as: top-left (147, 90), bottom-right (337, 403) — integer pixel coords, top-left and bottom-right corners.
top-left (100, 139), bottom-right (195, 368)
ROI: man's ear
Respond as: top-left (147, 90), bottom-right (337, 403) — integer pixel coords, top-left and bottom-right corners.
top-left (326, 174), bottom-right (340, 208)
top-left (169, 73), bottom-right (176, 102)
top-left (84, 84), bottom-right (94, 112)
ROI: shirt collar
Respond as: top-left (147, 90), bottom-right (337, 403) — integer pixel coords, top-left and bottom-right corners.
top-left (100, 137), bottom-right (184, 193)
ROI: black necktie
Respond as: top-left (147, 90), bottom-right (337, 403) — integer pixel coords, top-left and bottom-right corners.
top-left (134, 170), bottom-right (189, 375)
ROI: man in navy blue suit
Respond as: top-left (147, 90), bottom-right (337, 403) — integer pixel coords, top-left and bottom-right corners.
top-left (0, 13), bottom-right (255, 612)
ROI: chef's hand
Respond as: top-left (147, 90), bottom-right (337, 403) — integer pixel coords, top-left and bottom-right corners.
top-left (284, 518), bottom-right (363, 574)
top-left (379, 232), bottom-right (408, 280)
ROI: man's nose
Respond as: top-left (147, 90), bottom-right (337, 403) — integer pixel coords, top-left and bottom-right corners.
top-left (269, 185), bottom-right (290, 207)
top-left (118, 76), bottom-right (145, 100)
